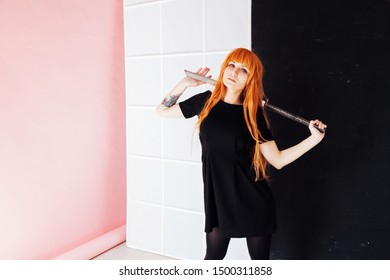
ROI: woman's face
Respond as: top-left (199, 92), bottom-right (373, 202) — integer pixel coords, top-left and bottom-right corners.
top-left (222, 61), bottom-right (249, 93)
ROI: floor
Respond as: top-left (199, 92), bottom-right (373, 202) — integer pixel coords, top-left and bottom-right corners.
top-left (92, 242), bottom-right (176, 260)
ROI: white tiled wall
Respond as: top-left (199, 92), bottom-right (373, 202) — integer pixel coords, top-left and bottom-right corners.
top-left (124, 0), bottom-right (251, 260)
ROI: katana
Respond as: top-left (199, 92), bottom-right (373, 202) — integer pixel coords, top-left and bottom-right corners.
top-left (185, 70), bottom-right (326, 133)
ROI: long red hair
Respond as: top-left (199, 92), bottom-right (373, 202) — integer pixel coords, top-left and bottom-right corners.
top-left (197, 48), bottom-right (270, 181)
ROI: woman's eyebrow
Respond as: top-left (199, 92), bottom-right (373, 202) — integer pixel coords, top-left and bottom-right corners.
top-left (233, 61), bottom-right (248, 68)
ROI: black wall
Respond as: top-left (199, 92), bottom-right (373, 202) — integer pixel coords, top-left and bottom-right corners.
top-left (252, 0), bottom-right (390, 259)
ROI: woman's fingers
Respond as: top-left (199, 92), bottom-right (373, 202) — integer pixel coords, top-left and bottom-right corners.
top-left (313, 119), bottom-right (327, 130)
top-left (188, 67), bottom-right (212, 85)
top-left (309, 119), bottom-right (327, 135)
top-left (196, 67), bottom-right (210, 77)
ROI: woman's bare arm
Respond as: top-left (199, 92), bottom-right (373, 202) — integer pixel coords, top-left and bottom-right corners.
top-left (260, 120), bottom-right (327, 169)
top-left (156, 67), bottom-right (211, 118)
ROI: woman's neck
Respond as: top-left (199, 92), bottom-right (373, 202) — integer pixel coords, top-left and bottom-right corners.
top-left (222, 89), bottom-right (243, 105)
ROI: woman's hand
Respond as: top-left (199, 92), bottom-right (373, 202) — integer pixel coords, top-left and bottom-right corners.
top-left (183, 67), bottom-right (212, 87)
top-left (156, 67), bottom-right (212, 118)
top-left (260, 120), bottom-right (327, 170)
top-left (309, 119), bottom-right (327, 143)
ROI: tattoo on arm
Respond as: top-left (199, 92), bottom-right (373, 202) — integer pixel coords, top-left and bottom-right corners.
top-left (161, 94), bottom-right (180, 107)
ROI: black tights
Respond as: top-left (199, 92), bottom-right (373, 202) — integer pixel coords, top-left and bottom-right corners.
top-left (204, 227), bottom-right (271, 260)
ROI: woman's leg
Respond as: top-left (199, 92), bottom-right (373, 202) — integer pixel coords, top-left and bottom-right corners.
top-left (246, 234), bottom-right (272, 260)
top-left (204, 227), bottom-right (231, 260)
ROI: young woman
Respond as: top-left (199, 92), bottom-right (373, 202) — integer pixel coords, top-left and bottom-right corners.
top-left (156, 48), bottom-right (326, 260)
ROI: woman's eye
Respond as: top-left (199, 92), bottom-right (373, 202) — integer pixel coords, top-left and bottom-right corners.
top-left (228, 63), bottom-right (235, 68)
top-left (241, 68), bottom-right (248, 74)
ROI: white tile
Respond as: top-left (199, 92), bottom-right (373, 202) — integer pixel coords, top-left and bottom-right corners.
top-left (161, 0), bottom-right (203, 54)
top-left (124, 4), bottom-right (161, 56)
top-left (127, 107), bottom-right (162, 157)
top-left (127, 202), bottom-right (162, 253)
top-left (163, 209), bottom-right (204, 259)
top-left (224, 238), bottom-right (251, 260)
top-left (162, 54), bottom-right (205, 162)
top-left (124, 0), bottom-right (253, 261)
top-left (128, 156), bottom-right (162, 204)
top-left (204, 52), bottom-right (229, 91)
top-left (164, 161), bottom-right (203, 212)
top-left (126, 57), bottom-right (161, 106)
top-left (205, 52), bottom-right (229, 78)
top-left (205, 0), bottom-right (251, 51)
top-left (162, 54), bottom-right (205, 96)
top-left (163, 117), bottom-right (202, 162)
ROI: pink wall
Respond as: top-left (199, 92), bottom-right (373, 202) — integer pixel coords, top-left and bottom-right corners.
top-left (0, 0), bottom-right (126, 259)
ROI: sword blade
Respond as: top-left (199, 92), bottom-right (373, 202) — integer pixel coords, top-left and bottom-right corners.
top-left (184, 70), bottom-right (217, 86)
top-left (184, 70), bottom-right (325, 133)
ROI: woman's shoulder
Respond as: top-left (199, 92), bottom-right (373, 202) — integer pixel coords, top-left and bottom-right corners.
top-left (179, 90), bottom-right (212, 118)
top-left (197, 90), bottom-right (212, 99)
top-left (187, 90), bottom-right (212, 105)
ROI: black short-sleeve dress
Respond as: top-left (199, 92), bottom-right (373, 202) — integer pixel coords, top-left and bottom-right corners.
top-left (179, 90), bottom-right (276, 238)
